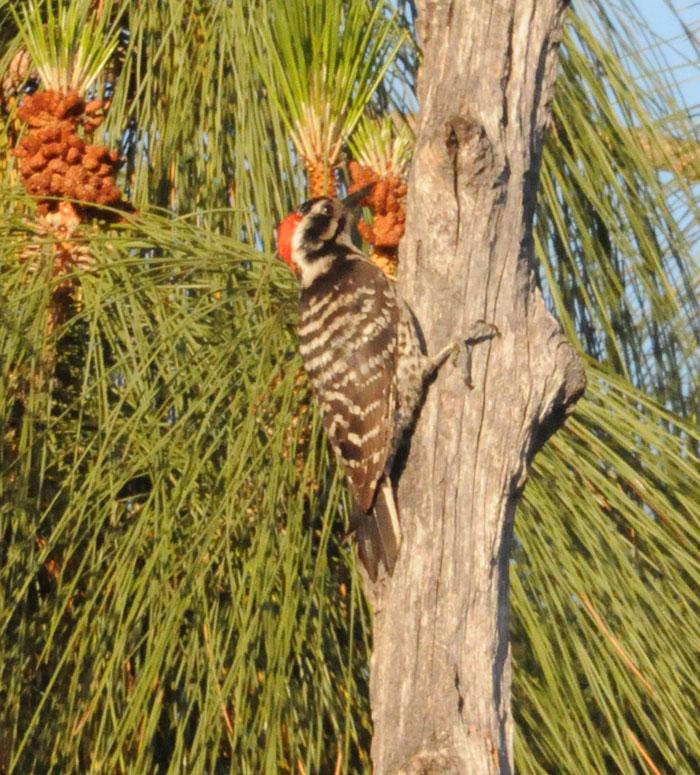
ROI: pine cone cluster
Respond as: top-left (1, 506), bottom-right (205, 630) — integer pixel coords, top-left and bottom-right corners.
top-left (13, 89), bottom-right (130, 220)
top-left (348, 160), bottom-right (408, 277)
top-left (307, 156), bottom-right (338, 198)
top-left (15, 203), bottom-right (94, 276)
top-left (1, 49), bottom-right (32, 105)
top-left (16, 89), bottom-right (84, 126)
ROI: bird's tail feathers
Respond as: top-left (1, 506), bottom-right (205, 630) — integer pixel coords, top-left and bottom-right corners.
top-left (353, 479), bottom-right (401, 581)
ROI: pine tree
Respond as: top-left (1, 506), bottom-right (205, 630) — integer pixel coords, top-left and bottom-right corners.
top-left (0, 1), bottom-right (698, 773)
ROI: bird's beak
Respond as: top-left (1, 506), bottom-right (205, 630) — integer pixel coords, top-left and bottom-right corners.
top-left (341, 185), bottom-right (374, 210)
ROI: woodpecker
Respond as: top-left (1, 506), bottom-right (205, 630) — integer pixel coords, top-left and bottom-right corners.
top-left (278, 193), bottom-right (496, 580)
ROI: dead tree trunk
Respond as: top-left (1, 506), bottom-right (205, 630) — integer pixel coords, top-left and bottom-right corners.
top-left (366, 2), bottom-right (585, 774)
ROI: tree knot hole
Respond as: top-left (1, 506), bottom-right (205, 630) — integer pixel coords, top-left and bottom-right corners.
top-left (399, 749), bottom-right (460, 775)
top-left (444, 116), bottom-right (498, 185)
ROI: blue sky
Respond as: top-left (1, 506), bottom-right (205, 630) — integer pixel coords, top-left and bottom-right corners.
top-left (634, 1), bottom-right (700, 112)
top-left (637, 0), bottom-right (686, 33)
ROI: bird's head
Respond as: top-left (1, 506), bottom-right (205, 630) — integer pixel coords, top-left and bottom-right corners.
top-left (276, 187), bottom-right (373, 286)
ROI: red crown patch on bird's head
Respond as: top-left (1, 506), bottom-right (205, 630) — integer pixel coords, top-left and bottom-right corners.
top-left (277, 212), bottom-right (302, 272)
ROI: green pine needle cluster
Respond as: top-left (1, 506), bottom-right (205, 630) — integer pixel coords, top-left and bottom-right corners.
top-left (12, 0), bottom-right (123, 94)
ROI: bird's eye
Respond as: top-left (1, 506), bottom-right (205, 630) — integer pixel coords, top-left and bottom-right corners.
top-left (320, 202), bottom-right (333, 216)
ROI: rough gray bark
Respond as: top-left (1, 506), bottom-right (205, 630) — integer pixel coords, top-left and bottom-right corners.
top-left (365, 2), bottom-right (586, 774)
